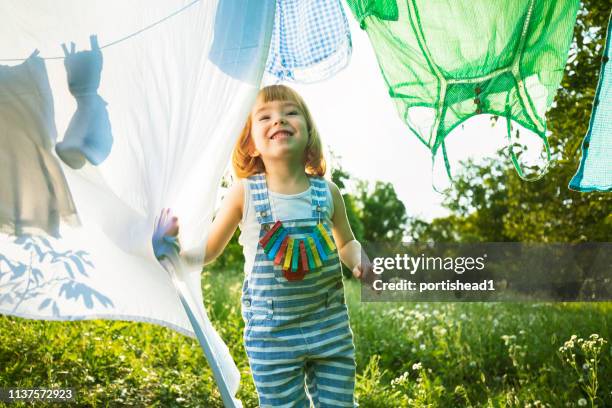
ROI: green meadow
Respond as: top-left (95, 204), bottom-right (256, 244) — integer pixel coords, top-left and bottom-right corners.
top-left (1, 268), bottom-right (610, 407)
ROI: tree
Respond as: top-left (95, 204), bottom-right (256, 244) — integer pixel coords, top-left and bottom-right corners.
top-left (358, 180), bottom-right (408, 243)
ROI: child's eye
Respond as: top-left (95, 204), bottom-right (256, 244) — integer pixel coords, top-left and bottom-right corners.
top-left (287, 110), bottom-right (299, 116)
top-left (258, 115), bottom-right (270, 121)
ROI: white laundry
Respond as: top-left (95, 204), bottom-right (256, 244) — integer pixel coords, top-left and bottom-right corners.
top-left (55, 35), bottom-right (113, 169)
top-left (0, 52), bottom-right (78, 237)
top-left (0, 1), bottom-right (275, 407)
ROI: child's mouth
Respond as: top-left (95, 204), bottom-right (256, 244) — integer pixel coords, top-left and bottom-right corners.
top-left (270, 131), bottom-right (292, 140)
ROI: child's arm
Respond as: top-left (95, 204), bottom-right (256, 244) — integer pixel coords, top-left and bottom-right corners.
top-left (327, 181), bottom-right (373, 282)
top-left (198, 181), bottom-right (244, 265)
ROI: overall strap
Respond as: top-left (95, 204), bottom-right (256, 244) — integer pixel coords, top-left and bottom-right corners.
top-left (309, 177), bottom-right (331, 222)
top-left (247, 174), bottom-right (274, 224)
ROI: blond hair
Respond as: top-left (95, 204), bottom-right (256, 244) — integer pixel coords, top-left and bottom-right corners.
top-left (232, 85), bottom-right (326, 178)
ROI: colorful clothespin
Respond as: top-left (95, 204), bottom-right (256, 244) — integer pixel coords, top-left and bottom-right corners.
top-left (316, 223), bottom-right (336, 252)
top-left (274, 236), bottom-right (290, 265)
top-left (299, 240), bottom-right (309, 271)
top-left (284, 238), bottom-right (295, 270)
top-left (291, 239), bottom-right (301, 272)
top-left (307, 236), bottom-right (323, 267)
top-left (260, 221), bottom-right (282, 248)
top-left (267, 229), bottom-right (288, 260)
top-left (310, 233), bottom-right (328, 262)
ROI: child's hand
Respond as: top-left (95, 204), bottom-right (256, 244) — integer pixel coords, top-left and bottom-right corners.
top-left (152, 208), bottom-right (181, 260)
top-left (352, 259), bottom-right (381, 295)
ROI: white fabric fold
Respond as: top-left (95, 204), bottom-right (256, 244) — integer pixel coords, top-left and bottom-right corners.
top-left (0, 1), bottom-right (275, 406)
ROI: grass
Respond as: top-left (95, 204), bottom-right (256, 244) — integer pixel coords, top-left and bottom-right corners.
top-left (0, 269), bottom-right (610, 407)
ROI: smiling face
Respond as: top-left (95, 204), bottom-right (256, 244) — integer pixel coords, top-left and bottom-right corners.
top-left (249, 99), bottom-right (309, 163)
top-left (232, 85), bottom-right (326, 178)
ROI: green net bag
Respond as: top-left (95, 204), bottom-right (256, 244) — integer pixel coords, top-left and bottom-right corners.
top-left (346, 0), bottom-right (580, 187)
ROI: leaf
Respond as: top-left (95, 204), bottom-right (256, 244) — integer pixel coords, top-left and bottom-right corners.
top-left (38, 298), bottom-right (52, 310)
top-left (59, 282), bottom-right (75, 300)
top-left (52, 301), bottom-right (60, 317)
top-left (92, 290), bottom-right (114, 308)
top-left (31, 268), bottom-right (43, 284)
top-left (10, 264), bottom-right (27, 279)
top-left (38, 236), bottom-right (53, 249)
top-left (76, 283), bottom-right (113, 309)
top-left (82, 291), bottom-right (93, 308)
top-left (69, 255), bottom-right (89, 277)
top-left (62, 262), bottom-right (75, 279)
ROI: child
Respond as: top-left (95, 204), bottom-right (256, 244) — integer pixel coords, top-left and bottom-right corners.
top-left (158, 85), bottom-right (370, 407)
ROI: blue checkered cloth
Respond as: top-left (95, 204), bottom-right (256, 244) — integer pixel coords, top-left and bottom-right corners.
top-left (569, 13), bottom-right (612, 192)
top-left (265, 0), bottom-right (352, 83)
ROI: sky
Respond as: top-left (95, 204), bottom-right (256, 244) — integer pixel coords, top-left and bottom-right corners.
top-left (262, 9), bottom-right (518, 222)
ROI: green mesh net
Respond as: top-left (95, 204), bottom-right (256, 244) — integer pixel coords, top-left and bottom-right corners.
top-left (569, 11), bottom-right (612, 192)
top-left (346, 0), bottom-right (580, 186)
top-left (346, 0), bottom-right (398, 27)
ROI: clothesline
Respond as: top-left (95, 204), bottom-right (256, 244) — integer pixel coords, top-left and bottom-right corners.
top-left (0, 0), bottom-right (201, 62)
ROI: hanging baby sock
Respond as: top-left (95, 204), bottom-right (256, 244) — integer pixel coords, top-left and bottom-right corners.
top-left (56, 35), bottom-right (113, 169)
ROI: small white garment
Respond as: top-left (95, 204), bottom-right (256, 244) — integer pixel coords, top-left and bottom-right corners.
top-left (0, 1), bottom-right (275, 407)
top-left (55, 35), bottom-right (113, 169)
top-left (0, 52), bottom-right (78, 237)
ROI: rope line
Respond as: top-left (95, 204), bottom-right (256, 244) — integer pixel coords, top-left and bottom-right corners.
top-left (0, 0), bottom-right (201, 62)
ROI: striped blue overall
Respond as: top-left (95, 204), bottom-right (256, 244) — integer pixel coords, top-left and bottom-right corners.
top-left (241, 174), bottom-right (356, 407)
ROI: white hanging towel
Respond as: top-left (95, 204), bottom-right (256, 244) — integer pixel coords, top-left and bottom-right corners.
top-left (0, 52), bottom-right (79, 237)
top-left (0, 1), bottom-right (275, 406)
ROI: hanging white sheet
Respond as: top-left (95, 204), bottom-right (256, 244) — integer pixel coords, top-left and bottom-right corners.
top-left (0, 1), bottom-right (275, 406)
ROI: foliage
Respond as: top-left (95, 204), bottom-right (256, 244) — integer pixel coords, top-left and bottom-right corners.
top-left (207, 230), bottom-right (243, 273)
top-left (330, 153), bottom-right (408, 245)
top-left (559, 334), bottom-right (608, 407)
top-left (357, 180), bottom-right (408, 243)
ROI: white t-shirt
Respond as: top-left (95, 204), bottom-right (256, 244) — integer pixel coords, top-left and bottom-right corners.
top-left (238, 178), bottom-right (334, 278)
